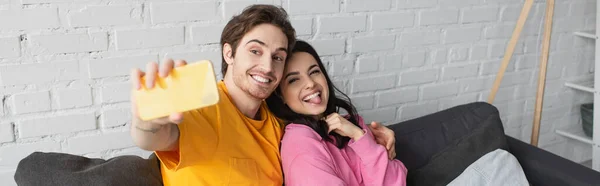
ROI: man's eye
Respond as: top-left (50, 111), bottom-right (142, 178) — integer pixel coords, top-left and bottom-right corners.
top-left (274, 56), bottom-right (284, 62)
top-left (251, 50), bottom-right (260, 55)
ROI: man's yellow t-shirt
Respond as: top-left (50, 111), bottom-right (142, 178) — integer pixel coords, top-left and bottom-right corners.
top-left (155, 81), bottom-right (283, 186)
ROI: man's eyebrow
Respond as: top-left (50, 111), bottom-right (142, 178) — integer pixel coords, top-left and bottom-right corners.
top-left (284, 71), bottom-right (299, 80)
top-left (246, 39), bottom-right (266, 46)
top-left (246, 39), bottom-right (288, 54)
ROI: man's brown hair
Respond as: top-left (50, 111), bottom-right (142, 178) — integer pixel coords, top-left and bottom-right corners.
top-left (220, 4), bottom-right (296, 76)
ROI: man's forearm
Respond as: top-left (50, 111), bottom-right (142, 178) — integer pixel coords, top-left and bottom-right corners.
top-left (130, 120), bottom-right (178, 151)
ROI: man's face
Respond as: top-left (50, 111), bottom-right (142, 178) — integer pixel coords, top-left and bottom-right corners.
top-left (224, 23), bottom-right (289, 100)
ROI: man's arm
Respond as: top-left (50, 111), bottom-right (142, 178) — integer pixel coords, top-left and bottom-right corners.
top-left (129, 59), bottom-right (187, 152)
top-left (368, 122), bottom-right (397, 160)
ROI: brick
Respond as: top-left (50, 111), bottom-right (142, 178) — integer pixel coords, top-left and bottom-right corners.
top-left (345, 0), bottom-right (391, 12)
top-left (164, 51), bottom-right (222, 70)
top-left (101, 83), bottom-right (130, 104)
top-left (291, 18), bottom-right (313, 36)
top-left (288, 0), bottom-right (340, 15)
top-left (500, 71), bottom-right (532, 88)
top-left (403, 50), bottom-right (426, 68)
top-left (309, 39), bottom-right (346, 56)
top-left (350, 95), bottom-right (374, 110)
top-left (470, 45), bottom-right (487, 60)
top-left (12, 91), bottom-right (51, 114)
top-left (490, 87), bottom-right (516, 102)
top-left (400, 69), bottom-right (438, 86)
top-left (0, 169), bottom-right (16, 186)
top-left (0, 37), bottom-right (20, 58)
top-left (89, 55), bottom-right (158, 79)
top-left (350, 35), bottom-right (395, 53)
top-left (440, 93), bottom-right (479, 110)
top-left (21, 0), bottom-right (70, 3)
top-left (382, 54), bottom-right (402, 71)
top-left (320, 15), bottom-right (367, 33)
top-left (516, 54), bottom-right (537, 70)
top-left (115, 27), bottom-right (184, 50)
top-left (101, 109), bottom-right (131, 128)
top-left (484, 24), bottom-right (514, 39)
top-left (378, 88), bottom-right (419, 107)
top-left (401, 102), bottom-right (438, 121)
top-left (462, 7), bottom-right (498, 23)
top-left (501, 6), bottom-right (521, 22)
top-left (371, 12), bottom-right (414, 30)
top-left (397, 0), bottom-right (436, 9)
top-left (480, 60), bottom-right (515, 76)
top-left (420, 9), bottom-right (459, 26)
top-left (442, 64), bottom-right (479, 80)
top-left (0, 122), bottom-right (14, 143)
top-left (460, 77), bottom-right (494, 93)
top-left (29, 33), bottom-right (108, 54)
top-left (432, 49), bottom-right (448, 64)
top-left (444, 26), bottom-right (481, 44)
top-left (422, 83), bottom-right (460, 100)
top-left (223, 0), bottom-right (276, 18)
top-left (191, 24), bottom-right (224, 45)
top-left (357, 57), bottom-right (379, 73)
top-left (439, 0), bottom-right (480, 6)
top-left (0, 60), bottom-right (82, 86)
top-left (0, 8), bottom-right (59, 30)
top-left (150, 2), bottom-right (218, 24)
top-left (69, 5), bottom-right (142, 27)
top-left (361, 108), bottom-right (396, 124)
top-left (352, 75), bottom-right (396, 93)
top-left (110, 147), bottom-right (153, 158)
top-left (18, 113), bottom-right (96, 138)
top-left (56, 88), bottom-right (93, 109)
top-left (66, 131), bottom-right (134, 154)
top-left (0, 141), bottom-right (61, 166)
top-left (331, 59), bottom-right (354, 76)
top-left (449, 47), bottom-right (469, 62)
top-left (397, 30), bottom-right (440, 46)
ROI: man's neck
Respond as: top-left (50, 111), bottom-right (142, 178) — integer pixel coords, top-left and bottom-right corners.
top-left (223, 75), bottom-right (263, 120)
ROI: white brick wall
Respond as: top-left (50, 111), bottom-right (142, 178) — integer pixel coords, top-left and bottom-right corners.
top-left (0, 0), bottom-right (596, 184)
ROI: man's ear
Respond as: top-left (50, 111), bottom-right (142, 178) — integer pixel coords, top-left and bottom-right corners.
top-left (223, 43), bottom-right (234, 65)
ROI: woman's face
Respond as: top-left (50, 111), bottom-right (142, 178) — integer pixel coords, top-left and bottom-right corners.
top-left (279, 52), bottom-right (329, 117)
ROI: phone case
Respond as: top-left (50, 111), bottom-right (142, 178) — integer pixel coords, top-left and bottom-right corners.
top-left (135, 60), bottom-right (220, 121)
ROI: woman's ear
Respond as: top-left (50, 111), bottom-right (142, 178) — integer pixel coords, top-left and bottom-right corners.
top-left (223, 43), bottom-right (234, 65)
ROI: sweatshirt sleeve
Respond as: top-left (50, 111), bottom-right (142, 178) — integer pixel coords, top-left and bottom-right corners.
top-left (347, 116), bottom-right (408, 186)
top-left (285, 154), bottom-right (346, 186)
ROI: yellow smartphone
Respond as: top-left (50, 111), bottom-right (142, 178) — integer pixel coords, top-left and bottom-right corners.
top-left (135, 60), bottom-right (220, 121)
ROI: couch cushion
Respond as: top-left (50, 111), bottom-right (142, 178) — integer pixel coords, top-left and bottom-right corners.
top-left (389, 102), bottom-right (509, 186)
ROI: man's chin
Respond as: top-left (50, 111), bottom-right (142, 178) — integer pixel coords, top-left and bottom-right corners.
top-left (248, 87), bottom-right (274, 100)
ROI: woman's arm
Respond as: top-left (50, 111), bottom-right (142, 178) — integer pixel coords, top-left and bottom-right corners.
top-left (349, 117), bottom-right (408, 186)
top-left (285, 155), bottom-right (346, 186)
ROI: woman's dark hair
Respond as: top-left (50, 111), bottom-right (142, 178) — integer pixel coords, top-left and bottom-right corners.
top-left (266, 40), bottom-right (360, 148)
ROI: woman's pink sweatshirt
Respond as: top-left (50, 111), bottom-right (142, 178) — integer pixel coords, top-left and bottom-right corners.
top-left (280, 116), bottom-right (408, 186)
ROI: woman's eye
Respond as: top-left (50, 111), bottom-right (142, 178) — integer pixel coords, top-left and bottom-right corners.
top-left (251, 50), bottom-right (260, 55)
top-left (288, 78), bottom-right (298, 84)
top-left (310, 70), bottom-right (321, 75)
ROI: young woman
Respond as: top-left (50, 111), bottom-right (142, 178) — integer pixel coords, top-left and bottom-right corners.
top-left (266, 40), bottom-right (407, 186)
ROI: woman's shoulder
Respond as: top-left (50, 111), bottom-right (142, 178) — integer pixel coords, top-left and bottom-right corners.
top-left (283, 123), bottom-right (323, 141)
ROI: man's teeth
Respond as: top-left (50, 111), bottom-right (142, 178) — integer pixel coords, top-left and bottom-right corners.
top-left (252, 75), bottom-right (270, 83)
top-left (303, 92), bottom-right (320, 101)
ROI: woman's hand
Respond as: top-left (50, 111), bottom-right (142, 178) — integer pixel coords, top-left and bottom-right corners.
top-left (325, 113), bottom-right (365, 141)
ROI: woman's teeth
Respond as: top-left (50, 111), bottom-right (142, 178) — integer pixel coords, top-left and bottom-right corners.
top-left (252, 75), bottom-right (270, 83)
top-left (303, 92), bottom-right (320, 101)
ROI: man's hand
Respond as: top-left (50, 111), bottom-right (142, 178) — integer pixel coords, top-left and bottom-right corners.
top-left (368, 122), bottom-right (396, 160)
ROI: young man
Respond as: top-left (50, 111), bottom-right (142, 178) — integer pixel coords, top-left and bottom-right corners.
top-left (129, 4), bottom-right (396, 186)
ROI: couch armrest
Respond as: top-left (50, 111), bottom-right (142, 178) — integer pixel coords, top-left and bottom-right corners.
top-left (507, 136), bottom-right (600, 186)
